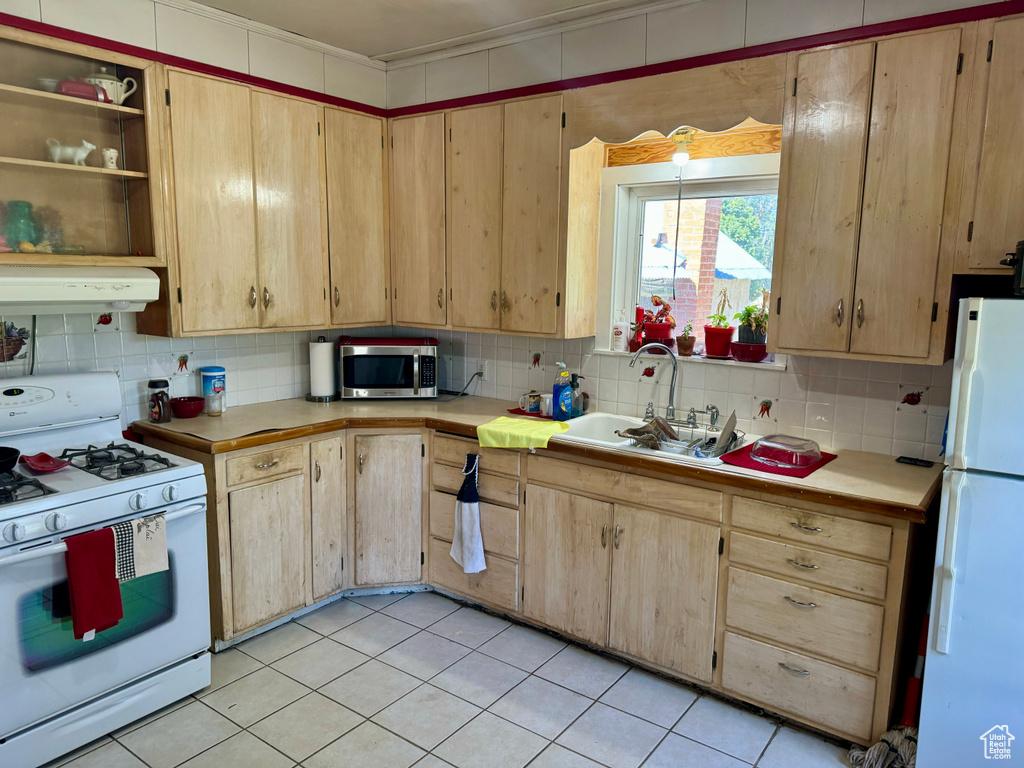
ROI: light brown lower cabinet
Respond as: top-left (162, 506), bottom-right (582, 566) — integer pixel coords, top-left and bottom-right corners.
top-left (608, 504), bottom-right (720, 683)
top-left (229, 473), bottom-right (310, 634)
top-left (311, 436), bottom-right (346, 601)
top-left (523, 484), bottom-right (613, 646)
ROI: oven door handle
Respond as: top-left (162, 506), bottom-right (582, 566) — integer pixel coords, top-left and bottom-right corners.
top-left (0, 502), bottom-right (206, 569)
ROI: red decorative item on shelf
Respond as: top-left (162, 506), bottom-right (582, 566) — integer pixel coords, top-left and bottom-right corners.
top-left (703, 326), bottom-right (734, 359)
top-left (0, 336), bottom-right (25, 362)
top-left (730, 341), bottom-right (768, 363)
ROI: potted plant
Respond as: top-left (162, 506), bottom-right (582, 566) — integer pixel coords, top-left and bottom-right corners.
top-left (703, 289), bottom-right (734, 359)
top-left (677, 323), bottom-right (695, 356)
top-left (731, 290), bottom-right (769, 362)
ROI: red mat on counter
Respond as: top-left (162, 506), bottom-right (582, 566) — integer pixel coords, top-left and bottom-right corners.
top-left (507, 408), bottom-right (553, 419)
top-left (721, 443), bottom-right (837, 478)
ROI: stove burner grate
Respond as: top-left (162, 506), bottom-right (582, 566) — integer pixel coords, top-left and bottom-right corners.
top-left (59, 442), bottom-right (177, 481)
top-left (0, 471), bottom-right (56, 505)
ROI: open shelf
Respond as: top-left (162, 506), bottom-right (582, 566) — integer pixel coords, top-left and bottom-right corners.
top-left (0, 82), bottom-right (144, 117)
top-left (0, 253), bottom-right (164, 267)
top-left (0, 156), bottom-right (148, 178)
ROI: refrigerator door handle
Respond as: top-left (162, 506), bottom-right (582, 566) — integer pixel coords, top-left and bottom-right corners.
top-left (949, 298), bottom-right (981, 469)
top-left (935, 471), bottom-right (968, 654)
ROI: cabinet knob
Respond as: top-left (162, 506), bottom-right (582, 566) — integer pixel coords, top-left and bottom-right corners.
top-left (437, 289), bottom-right (443, 309)
top-left (314, 460), bottom-right (321, 483)
top-left (491, 291), bottom-right (497, 311)
top-left (501, 291), bottom-right (509, 313)
top-left (856, 299), bottom-right (865, 328)
top-left (614, 524), bottom-right (622, 549)
top-left (835, 298), bottom-right (844, 327)
top-left (601, 524), bottom-right (608, 549)
top-left (249, 286), bottom-right (257, 308)
top-left (334, 286), bottom-right (340, 307)
top-left (263, 287), bottom-right (271, 310)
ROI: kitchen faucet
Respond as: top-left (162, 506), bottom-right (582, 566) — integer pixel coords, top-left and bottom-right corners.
top-left (629, 343), bottom-right (678, 420)
top-left (686, 404), bottom-right (721, 428)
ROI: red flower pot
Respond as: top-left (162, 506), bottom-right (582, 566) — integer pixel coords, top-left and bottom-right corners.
top-left (730, 341), bottom-right (768, 363)
top-left (703, 326), bottom-right (734, 359)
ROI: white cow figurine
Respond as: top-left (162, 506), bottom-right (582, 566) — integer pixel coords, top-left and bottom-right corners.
top-left (46, 139), bottom-right (96, 166)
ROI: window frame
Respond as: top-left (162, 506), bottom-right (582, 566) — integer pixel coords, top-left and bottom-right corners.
top-left (596, 154), bottom-right (782, 351)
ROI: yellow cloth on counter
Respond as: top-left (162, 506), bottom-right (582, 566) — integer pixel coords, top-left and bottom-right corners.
top-left (477, 416), bottom-right (569, 449)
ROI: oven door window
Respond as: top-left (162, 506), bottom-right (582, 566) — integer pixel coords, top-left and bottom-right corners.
top-left (343, 355), bottom-right (414, 390)
top-left (18, 555), bottom-right (175, 672)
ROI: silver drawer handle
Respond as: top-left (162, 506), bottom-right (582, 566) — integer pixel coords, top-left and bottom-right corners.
top-left (334, 286), bottom-right (340, 307)
top-left (790, 522), bottom-right (823, 533)
top-left (835, 298), bottom-right (843, 327)
top-left (784, 596), bottom-right (817, 609)
top-left (601, 524), bottom-right (608, 549)
top-left (358, 453), bottom-right (364, 474)
top-left (491, 291), bottom-right (497, 311)
top-left (256, 460), bottom-right (279, 470)
top-left (787, 559), bottom-right (819, 570)
top-left (779, 662), bottom-right (811, 676)
top-left (314, 460), bottom-right (321, 483)
top-left (614, 524), bottom-right (622, 550)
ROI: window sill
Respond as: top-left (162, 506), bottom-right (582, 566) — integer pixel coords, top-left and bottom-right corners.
top-left (592, 348), bottom-right (788, 371)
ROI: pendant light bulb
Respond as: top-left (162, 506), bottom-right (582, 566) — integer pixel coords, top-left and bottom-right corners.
top-left (669, 126), bottom-right (696, 168)
top-left (672, 149), bottom-right (690, 166)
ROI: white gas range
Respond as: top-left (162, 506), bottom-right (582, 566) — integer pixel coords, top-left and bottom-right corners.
top-left (0, 372), bottom-right (211, 768)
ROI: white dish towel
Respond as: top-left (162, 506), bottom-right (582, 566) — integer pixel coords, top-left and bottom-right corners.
top-left (450, 454), bottom-right (486, 574)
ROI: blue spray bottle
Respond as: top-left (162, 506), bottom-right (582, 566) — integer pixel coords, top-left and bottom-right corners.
top-left (553, 362), bottom-right (572, 422)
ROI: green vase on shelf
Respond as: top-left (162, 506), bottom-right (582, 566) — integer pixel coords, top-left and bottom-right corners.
top-left (6, 201), bottom-right (39, 250)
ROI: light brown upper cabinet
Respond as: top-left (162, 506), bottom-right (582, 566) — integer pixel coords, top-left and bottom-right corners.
top-left (391, 113), bottom-right (447, 326)
top-left (772, 28), bottom-right (963, 363)
top-left (448, 104), bottom-right (503, 330)
top-left (165, 71), bottom-right (259, 334)
top-left (325, 108), bottom-right (391, 326)
top-left (961, 16), bottom-right (1024, 271)
top-left (501, 95), bottom-right (564, 335)
top-left (252, 91), bottom-right (329, 329)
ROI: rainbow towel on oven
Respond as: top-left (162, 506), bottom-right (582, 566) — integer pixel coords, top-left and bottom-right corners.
top-left (111, 513), bottom-right (168, 583)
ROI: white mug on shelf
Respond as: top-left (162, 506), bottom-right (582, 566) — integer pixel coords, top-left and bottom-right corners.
top-left (518, 392), bottom-right (541, 413)
top-left (539, 393), bottom-right (553, 417)
top-left (101, 147), bottom-right (119, 169)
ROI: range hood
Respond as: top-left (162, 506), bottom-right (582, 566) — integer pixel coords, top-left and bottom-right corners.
top-left (0, 266), bottom-right (160, 315)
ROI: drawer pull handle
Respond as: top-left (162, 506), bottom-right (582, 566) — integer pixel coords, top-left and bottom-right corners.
top-left (437, 289), bottom-right (443, 309)
top-left (256, 460), bottom-right (279, 470)
top-left (601, 524), bottom-right (608, 549)
top-left (790, 522), bottom-right (823, 533)
top-left (779, 662), bottom-right (811, 676)
top-left (491, 291), bottom-right (497, 311)
top-left (249, 285), bottom-right (257, 308)
top-left (614, 524), bottom-right (622, 549)
top-left (334, 286), bottom-right (340, 307)
top-left (784, 596), bottom-right (817, 609)
top-left (314, 460), bottom-right (321, 483)
top-left (787, 559), bottom-right (819, 570)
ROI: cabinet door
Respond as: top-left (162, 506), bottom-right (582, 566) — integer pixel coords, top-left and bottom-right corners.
top-left (229, 474), bottom-right (309, 633)
top-left (501, 96), bottom-right (562, 335)
top-left (608, 504), bottom-right (720, 682)
top-left (353, 434), bottom-right (423, 585)
top-left (523, 484), bottom-right (611, 645)
top-left (969, 18), bottom-right (1024, 269)
top-left (850, 29), bottom-right (960, 359)
top-left (390, 114), bottom-right (446, 326)
top-left (326, 109), bottom-right (390, 325)
top-left (167, 71), bottom-right (258, 333)
top-left (449, 105), bottom-right (503, 330)
top-left (774, 44), bottom-right (874, 353)
top-left (252, 91), bottom-right (329, 328)
top-left (311, 436), bottom-right (346, 600)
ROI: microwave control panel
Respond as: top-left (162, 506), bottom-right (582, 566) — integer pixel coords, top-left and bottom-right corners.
top-left (420, 355), bottom-right (436, 389)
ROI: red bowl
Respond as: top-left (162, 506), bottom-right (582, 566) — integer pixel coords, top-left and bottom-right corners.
top-left (730, 341), bottom-right (768, 363)
top-left (170, 396), bottom-right (205, 419)
top-left (19, 452), bottom-right (70, 473)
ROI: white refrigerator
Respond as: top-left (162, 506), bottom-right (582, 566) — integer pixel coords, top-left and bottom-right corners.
top-left (918, 298), bottom-right (1024, 767)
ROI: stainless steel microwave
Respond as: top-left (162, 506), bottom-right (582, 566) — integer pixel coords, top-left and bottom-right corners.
top-left (336, 336), bottom-right (438, 399)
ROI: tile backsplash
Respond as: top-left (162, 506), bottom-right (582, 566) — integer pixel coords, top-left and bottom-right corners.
top-left (0, 318), bottom-right (950, 461)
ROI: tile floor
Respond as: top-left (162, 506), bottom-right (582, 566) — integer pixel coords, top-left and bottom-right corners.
top-left (46, 592), bottom-right (852, 768)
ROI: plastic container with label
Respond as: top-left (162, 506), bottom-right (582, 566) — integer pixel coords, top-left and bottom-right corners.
top-left (199, 366), bottom-right (227, 416)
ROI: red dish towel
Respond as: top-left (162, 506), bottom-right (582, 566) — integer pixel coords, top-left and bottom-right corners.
top-left (506, 408), bottom-right (552, 419)
top-left (721, 443), bottom-right (838, 478)
top-left (64, 528), bottom-right (123, 640)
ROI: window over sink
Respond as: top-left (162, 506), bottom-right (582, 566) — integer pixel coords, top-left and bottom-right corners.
top-left (596, 153), bottom-right (781, 356)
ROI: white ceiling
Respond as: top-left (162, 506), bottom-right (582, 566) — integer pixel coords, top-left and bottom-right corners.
top-left (191, 0), bottom-right (669, 60)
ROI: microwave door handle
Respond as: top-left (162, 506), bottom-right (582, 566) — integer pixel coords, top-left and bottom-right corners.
top-left (0, 502), bottom-right (207, 569)
top-left (412, 352), bottom-right (420, 395)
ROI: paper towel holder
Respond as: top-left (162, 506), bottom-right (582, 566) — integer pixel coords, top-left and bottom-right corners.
top-left (306, 335), bottom-right (340, 403)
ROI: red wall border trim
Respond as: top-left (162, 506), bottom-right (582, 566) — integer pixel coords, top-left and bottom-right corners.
top-left (2, 0), bottom-right (1022, 120)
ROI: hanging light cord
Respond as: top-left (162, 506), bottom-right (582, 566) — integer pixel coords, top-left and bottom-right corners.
top-left (671, 169), bottom-right (683, 301)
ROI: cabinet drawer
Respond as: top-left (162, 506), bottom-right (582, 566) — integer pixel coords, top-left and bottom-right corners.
top-left (722, 632), bottom-right (875, 742)
top-left (226, 444), bottom-right (305, 486)
top-left (730, 532), bottom-right (888, 600)
top-left (732, 497), bottom-right (891, 561)
top-left (726, 567), bottom-right (883, 671)
top-left (429, 490), bottom-right (519, 559)
top-left (433, 462), bottom-right (519, 507)
top-left (429, 536), bottom-right (518, 612)
top-left (529, 455), bottom-right (722, 523)
top-left (435, 434), bottom-right (520, 477)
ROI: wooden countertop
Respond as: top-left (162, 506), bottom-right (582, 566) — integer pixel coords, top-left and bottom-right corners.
top-left (132, 396), bottom-right (943, 522)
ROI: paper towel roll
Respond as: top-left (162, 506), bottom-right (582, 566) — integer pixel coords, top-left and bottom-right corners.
top-left (309, 341), bottom-right (335, 398)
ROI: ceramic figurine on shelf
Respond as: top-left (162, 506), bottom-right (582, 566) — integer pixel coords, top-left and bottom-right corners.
top-left (84, 67), bottom-right (137, 106)
top-left (46, 138), bottom-right (96, 166)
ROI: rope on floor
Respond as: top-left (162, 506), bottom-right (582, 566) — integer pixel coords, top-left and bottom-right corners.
top-left (848, 726), bottom-right (918, 768)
